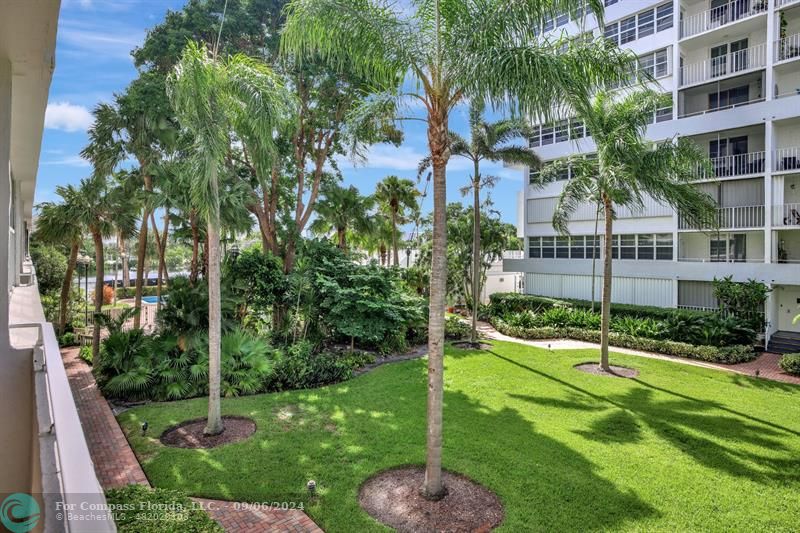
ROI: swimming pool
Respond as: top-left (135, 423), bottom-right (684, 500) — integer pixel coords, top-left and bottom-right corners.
top-left (141, 296), bottom-right (165, 304)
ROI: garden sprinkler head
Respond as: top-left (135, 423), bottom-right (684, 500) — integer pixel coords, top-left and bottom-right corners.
top-left (548, 343), bottom-right (552, 351)
top-left (141, 421), bottom-right (148, 435)
top-left (307, 480), bottom-right (317, 496)
top-left (755, 369), bottom-right (760, 377)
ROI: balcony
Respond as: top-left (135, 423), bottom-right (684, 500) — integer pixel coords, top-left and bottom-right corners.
top-left (678, 204), bottom-right (765, 229)
top-left (692, 150), bottom-right (766, 180)
top-left (678, 230), bottom-right (764, 261)
top-left (775, 33), bottom-right (800, 63)
top-left (680, 43), bottom-right (767, 88)
top-left (680, 0), bottom-right (768, 40)
top-left (774, 147), bottom-right (800, 172)
top-left (773, 203), bottom-right (800, 226)
top-left (778, 0), bottom-right (800, 8)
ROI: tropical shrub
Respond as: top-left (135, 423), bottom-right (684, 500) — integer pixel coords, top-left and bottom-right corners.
top-left (102, 284), bottom-right (114, 305)
top-left (105, 485), bottom-right (223, 533)
top-left (712, 276), bottom-right (770, 333)
top-left (30, 244), bottom-right (67, 296)
top-left (79, 345), bottom-right (93, 365)
top-left (491, 317), bottom-right (755, 364)
top-left (779, 353), bottom-right (800, 375)
top-left (156, 276), bottom-right (239, 335)
top-left (445, 315), bottom-right (471, 340)
top-left (115, 286), bottom-right (165, 299)
top-left (59, 332), bottom-right (77, 347)
top-left (266, 341), bottom-right (374, 391)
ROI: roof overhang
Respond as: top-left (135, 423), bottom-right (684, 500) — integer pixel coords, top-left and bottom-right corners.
top-left (0, 1), bottom-right (60, 220)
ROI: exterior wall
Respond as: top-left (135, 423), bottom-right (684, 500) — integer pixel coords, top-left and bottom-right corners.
top-left (1, 57), bottom-right (11, 350)
top-left (525, 272), bottom-right (674, 307)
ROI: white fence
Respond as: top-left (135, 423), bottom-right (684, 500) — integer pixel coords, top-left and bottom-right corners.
top-left (680, 42), bottom-right (767, 87)
top-left (680, 0), bottom-right (767, 39)
top-left (775, 33), bottom-right (800, 62)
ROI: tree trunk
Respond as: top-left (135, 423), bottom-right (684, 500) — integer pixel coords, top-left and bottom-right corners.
top-left (591, 201), bottom-right (600, 312)
top-left (600, 194), bottom-right (614, 371)
top-left (190, 213), bottom-right (199, 285)
top-left (205, 167), bottom-right (224, 436)
top-left (391, 206), bottom-right (399, 266)
top-left (58, 241), bottom-right (79, 335)
top-left (155, 211), bottom-right (170, 312)
top-left (120, 236), bottom-right (129, 290)
top-left (423, 105), bottom-right (449, 500)
top-left (470, 169), bottom-right (481, 345)
top-left (132, 210), bottom-right (149, 329)
top-left (91, 230), bottom-right (105, 363)
top-left (337, 227), bottom-right (346, 249)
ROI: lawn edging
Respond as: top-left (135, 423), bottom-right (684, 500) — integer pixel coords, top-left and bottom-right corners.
top-left (490, 317), bottom-right (756, 364)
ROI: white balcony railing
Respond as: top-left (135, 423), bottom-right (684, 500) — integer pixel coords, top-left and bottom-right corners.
top-left (774, 147), bottom-right (800, 172)
top-left (775, 33), bottom-right (800, 62)
top-left (680, 0), bottom-right (768, 39)
top-left (679, 95), bottom-right (764, 118)
top-left (680, 43), bottom-right (767, 87)
top-left (679, 204), bottom-right (765, 229)
top-left (777, 0), bottom-right (800, 7)
top-left (773, 203), bottom-right (800, 226)
top-left (692, 150), bottom-right (766, 180)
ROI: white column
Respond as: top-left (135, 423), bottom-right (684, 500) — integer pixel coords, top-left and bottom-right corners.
top-left (765, 120), bottom-right (774, 263)
top-left (0, 58), bottom-right (11, 351)
top-left (766, 0), bottom-right (776, 99)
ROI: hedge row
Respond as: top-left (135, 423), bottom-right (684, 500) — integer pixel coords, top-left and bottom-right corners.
top-left (489, 292), bottom-right (715, 321)
top-left (491, 317), bottom-right (756, 364)
top-left (115, 286), bottom-right (165, 299)
top-left (779, 354), bottom-right (800, 375)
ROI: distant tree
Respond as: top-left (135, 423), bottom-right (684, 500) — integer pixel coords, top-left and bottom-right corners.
top-left (310, 182), bottom-right (375, 251)
top-left (375, 176), bottom-right (419, 266)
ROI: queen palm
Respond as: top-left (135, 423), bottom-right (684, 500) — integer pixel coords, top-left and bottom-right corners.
top-left (539, 89), bottom-right (715, 372)
top-left (283, 0), bottom-right (634, 498)
top-left (33, 193), bottom-right (85, 335)
top-left (310, 182), bottom-right (375, 251)
top-left (62, 176), bottom-right (138, 361)
top-left (375, 176), bottom-right (419, 266)
top-left (168, 41), bottom-right (288, 435)
top-left (421, 102), bottom-right (539, 344)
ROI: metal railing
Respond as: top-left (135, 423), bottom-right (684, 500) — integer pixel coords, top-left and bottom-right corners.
top-left (677, 256), bottom-right (764, 263)
top-left (680, 0), bottom-right (768, 39)
top-left (773, 203), bottom-right (800, 226)
top-left (679, 204), bottom-right (765, 229)
top-left (777, 0), bottom-right (800, 7)
top-left (775, 33), bottom-right (800, 62)
top-left (774, 147), bottom-right (800, 172)
top-left (678, 96), bottom-right (764, 118)
top-left (692, 150), bottom-right (766, 180)
top-left (680, 43), bottom-right (767, 87)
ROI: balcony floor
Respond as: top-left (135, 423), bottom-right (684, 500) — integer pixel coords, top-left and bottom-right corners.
top-left (10, 283), bottom-right (46, 349)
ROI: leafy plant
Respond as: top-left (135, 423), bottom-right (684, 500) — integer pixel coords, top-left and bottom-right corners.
top-left (779, 353), bottom-right (800, 375)
top-left (445, 316), bottom-right (471, 340)
top-left (712, 277), bottom-right (770, 333)
top-left (105, 485), bottom-right (223, 532)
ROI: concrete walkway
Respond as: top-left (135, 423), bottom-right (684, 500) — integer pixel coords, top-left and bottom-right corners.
top-left (477, 321), bottom-right (800, 385)
top-left (61, 347), bottom-right (323, 532)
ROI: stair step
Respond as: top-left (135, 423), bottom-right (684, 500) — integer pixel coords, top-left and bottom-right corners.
top-left (771, 330), bottom-right (800, 340)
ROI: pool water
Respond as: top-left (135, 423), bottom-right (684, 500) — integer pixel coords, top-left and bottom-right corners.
top-left (141, 296), bottom-right (164, 304)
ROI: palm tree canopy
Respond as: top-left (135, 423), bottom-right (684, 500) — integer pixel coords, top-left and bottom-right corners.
top-left (282, 0), bottom-right (635, 120)
top-left (60, 176), bottom-right (139, 241)
top-left (375, 175), bottom-right (419, 217)
top-left (310, 181), bottom-right (376, 238)
top-left (535, 89), bottom-right (716, 234)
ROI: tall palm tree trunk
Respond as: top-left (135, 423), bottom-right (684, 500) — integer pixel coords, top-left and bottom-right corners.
top-left (205, 167), bottom-right (224, 436)
top-left (600, 194), bottom-right (614, 371)
top-left (91, 230), bottom-right (105, 362)
top-left (189, 213), bottom-right (199, 284)
top-left (58, 241), bottom-right (79, 335)
top-left (391, 207), bottom-right (399, 266)
top-left (120, 236), bottom-right (129, 290)
top-left (423, 107), bottom-right (448, 500)
top-left (470, 171), bottom-right (481, 345)
top-left (591, 202), bottom-right (600, 312)
top-left (132, 211), bottom-right (149, 328)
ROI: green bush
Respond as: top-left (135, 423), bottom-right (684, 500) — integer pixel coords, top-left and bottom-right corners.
top-left (105, 485), bottom-right (222, 532)
top-left (30, 244), bottom-right (67, 297)
top-left (266, 341), bottom-right (375, 391)
top-left (115, 286), bottom-right (165, 299)
top-left (491, 317), bottom-right (755, 364)
top-left (59, 332), bottom-right (77, 347)
top-left (445, 316), bottom-right (471, 340)
top-left (779, 353), bottom-right (800, 375)
top-left (79, 345), bottom-right (93, 365)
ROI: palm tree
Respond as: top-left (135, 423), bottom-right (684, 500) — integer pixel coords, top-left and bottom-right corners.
top-left (283, 0), bottom-right (633, 498)
top-left (421, 102), bottom-right (539, 344)
top-left (168, 41), bottom-right (288, 435)
top-left (311, 182), bottom-right (375, 251)
top-left (33, 194), bottom-right (85, 335)
top-left (539, 89), bottom-right (715, 372)
top-left (375, 176), bottom-right (419, 266)
top-left (63, 176), bottom-right (138, 361)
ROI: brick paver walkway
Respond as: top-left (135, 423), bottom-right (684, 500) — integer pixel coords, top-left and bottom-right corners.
top-left (61, 347), bottom-right (323, 532)
top-left (477, 321), bottom-right (800, 386)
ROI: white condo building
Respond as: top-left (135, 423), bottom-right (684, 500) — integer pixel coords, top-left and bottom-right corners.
top-left (503, 0), bottom-right (800, 352)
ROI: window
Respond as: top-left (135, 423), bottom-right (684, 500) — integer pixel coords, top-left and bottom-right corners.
top-left (654, 49), bottom-right (669, 77)
top-left (570, 118), bottom-right (585, 139)
top-left (556, 11), bottom-right (569, 27)
top-left (656, 234), bottom-right (673, 260)
top-left (610, 235), bottom-right (619, 259)
top-left (620, 234), bottom-right (636, 259)
top-left (620, 16), bottom-right (636, 43)
top-left (709, 85), bottom-right (749, 110)
top-left (604, 0), bottom-right (618, 5)
top-left (587, 235), bottom-right (601, 259)
top-left (541, 237), bottom-right (555, 258)
top-left (528, 237), bottom-right (541, 258)
top-left (655, 102), bottom-right (673, 122)
top-left (604, 23), bottom-right (619, 45)
top-left (556, 236), bottom-right (570, 258)
top-left (656, 2), bottom-right (673, 31)
top-left (555, 120), bottom-right (569, 143)
top-left (638, 10), bottom-right (655, 38)
top-left (529, 126), bottom-right (541, 147)
top-left (637, 233), bottom-right (655, 259)
top-left (571, 236), bottom-right (586, 259)
top-left (543, 17), bottom-right (555, 32)
top-left (541, 124), bottom-right (555, 145)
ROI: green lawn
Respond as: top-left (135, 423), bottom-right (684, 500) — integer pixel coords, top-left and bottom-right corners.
top-left (119, 341), bottom-right (800, 532)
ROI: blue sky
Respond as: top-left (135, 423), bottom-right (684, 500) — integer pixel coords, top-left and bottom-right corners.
top-left (39, 0), bottom-right (526, 226)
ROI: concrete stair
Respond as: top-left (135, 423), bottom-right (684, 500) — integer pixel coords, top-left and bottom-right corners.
top-left (767, 331), bottom-right (800, 354)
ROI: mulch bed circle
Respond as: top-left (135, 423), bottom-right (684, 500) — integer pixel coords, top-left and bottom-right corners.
top-left (452, 341), bottom-right (494, 351)
top-left (574, 362), bottom-right (639, 378)
top-left (160, 415), bottom-right (256, 449)
top-left (359, 466), bottom-right (504, 532)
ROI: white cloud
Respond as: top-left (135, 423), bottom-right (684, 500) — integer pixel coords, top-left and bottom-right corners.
top-left (44, 102), bottom-right (94, 132)
top-left (338, 144), bottom-right (472, 172)
top-left (58, 19), bottom-right (143, 60)
top-left (41, 155), bottom-right (91, 168)
top-left (80, 0), bottom-right (92, 6)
